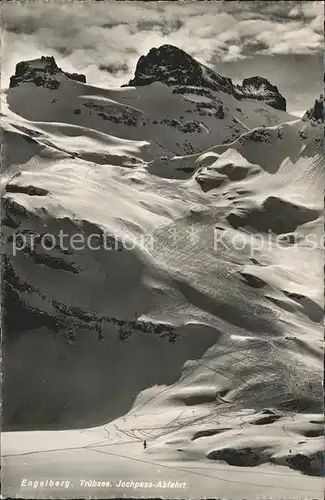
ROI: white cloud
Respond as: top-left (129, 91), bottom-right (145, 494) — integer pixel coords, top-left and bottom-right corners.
top-left (256, 23), bottom-right (322, 55)
top-left (290, 1), bottom-right (323, 19)
top-left (1, 0), bottom-right (323, 90)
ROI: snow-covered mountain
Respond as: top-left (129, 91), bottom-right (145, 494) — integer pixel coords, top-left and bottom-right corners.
top-left (4, 51), bottom-right (293, 160)
top-left (1, 46), bottom-right (324, 497)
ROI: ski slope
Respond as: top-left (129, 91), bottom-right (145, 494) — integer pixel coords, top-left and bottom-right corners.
top-left (1, 55), bottom-right (324, 498)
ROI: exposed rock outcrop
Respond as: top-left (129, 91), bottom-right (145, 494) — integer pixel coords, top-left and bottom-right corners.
top-left (5, 184), bottom-right (49, 196)
top-left (238, 76), bottom-right (287, 111)
top-left (9, 56), bottom-right (86, 89)
top-left (125, 44), bottom-right (287, 111)
top-left (126, 44), bottom-right (235, 94)
top-left (303, 95), bottom-right (324, 122)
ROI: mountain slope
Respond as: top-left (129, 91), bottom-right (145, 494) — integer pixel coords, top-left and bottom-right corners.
top-left (126, 44), bottom-right (287, 111)
top-left (1, 47), bottom-right (324, 495)
top-left (6, 54), bottom-right (294, 159)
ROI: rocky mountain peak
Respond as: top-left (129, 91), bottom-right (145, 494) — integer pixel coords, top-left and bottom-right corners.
top-left (9, 56), bottom-right (87, 89)
top-left (125, 45), bottom-right (287, 111)
top-left (241, 76), bottom-right (279, 90)
top-left (126, 44), bottom-right (235, 95)
top-left (303, 95), bottom-right (324, 122)
top-left (238, 76), bottom-right (287, 111)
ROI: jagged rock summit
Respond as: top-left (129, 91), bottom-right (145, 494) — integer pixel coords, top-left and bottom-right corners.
top-left (125, 44), bottom-right (287, 111)
top-left (303, 95), bottom-right (324, 122)
top-left (9, 56), bottom-right (86, 89)
top-left (126, 44), bottom-right (235, 94)
top-left (239, 76), bottom-right (286, 112)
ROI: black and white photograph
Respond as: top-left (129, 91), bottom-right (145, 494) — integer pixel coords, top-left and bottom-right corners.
top-left (1, 0), bottom-right (324, 498)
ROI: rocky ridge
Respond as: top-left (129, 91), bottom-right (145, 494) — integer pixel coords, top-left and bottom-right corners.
top-left (9, 56), bottom-right (87, 89)
top-left (303, 95), bottom-right (324, 122)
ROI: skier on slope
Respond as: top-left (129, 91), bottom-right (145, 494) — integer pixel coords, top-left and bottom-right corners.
top-left (143, 440), bottom-right (147, 449)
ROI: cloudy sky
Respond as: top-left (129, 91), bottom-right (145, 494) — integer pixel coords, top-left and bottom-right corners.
top-left (2, 0), bottom-right (323, 116)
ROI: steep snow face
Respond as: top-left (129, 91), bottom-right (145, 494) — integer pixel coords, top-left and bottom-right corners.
top-left (1, 50), bottom-right (324, 492)
top-left (126, 44), bottom-right (287, 111)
